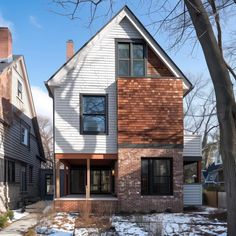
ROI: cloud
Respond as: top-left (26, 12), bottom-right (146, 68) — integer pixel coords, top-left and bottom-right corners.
top-left (0, 13), bottom-right (15, 35)
top-left (29, 15), bottom-right (42, 29)
top-left (31, 86), bottom-right (52, 120)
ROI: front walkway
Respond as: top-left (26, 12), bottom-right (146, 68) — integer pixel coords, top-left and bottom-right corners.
top-left (0, 213), bottom-right (40, 236)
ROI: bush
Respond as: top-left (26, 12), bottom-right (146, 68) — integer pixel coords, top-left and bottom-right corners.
top-left (0, 214), bottom-right (8, 228)
top-left (6, 210), bottom-right (14, 220)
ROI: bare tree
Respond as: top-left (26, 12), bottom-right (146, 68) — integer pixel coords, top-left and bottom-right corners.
top-left (51, 0), bottom-right (236, 234)
top-left (38, 116), bottom-right (53, 169)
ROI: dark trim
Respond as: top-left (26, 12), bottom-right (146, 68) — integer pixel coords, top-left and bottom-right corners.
top-left (183, 156), bottom-right (202, 162)
top-left (115, 39), bottom-right (147, 78)
top-left (80, 94), bottom-right (108, 135)
top-left (118, 143), bottom-right (183, 149)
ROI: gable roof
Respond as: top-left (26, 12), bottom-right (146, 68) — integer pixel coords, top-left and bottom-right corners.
top-left (45, 5), bottom-right (193, 97)
top-left (0, 55), bottom-right (46, 161)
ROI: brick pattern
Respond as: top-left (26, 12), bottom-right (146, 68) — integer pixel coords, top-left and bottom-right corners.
top-left (54, 199), bottom-right (118, 214)
top-left (117, 78), bottom-right (183, 145)
top-left (147, 46), bottom-right (173, 77)
top-left (0, 28), bottom-right (12, 60)
top-left (117, 148), bottom-right (183, 213)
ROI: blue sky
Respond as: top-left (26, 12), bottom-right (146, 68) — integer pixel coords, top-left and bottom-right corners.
top-left (0, 0), bottom-right (235, 118)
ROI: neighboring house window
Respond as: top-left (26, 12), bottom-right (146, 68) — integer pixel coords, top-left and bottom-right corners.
top-left (141, 158), bottom-right (172, 195)
top-left (29, 166), bottom-right (33, 183)
top-left (20, 166), bottom-right (27, 192)
top-left (117, 41), bottom-right (145, 77)
top-left (18, 80), bottom-right (23, 99)
top-left (5, 160), bottom-right (15, 183)
top-left (81, 95), bottom-right (108, 134)
top-left (21, 124), bottom-right (29, 146)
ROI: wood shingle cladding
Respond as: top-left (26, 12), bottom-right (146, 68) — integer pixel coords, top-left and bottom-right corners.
top-left (117, 78), bottom-right (183, 147)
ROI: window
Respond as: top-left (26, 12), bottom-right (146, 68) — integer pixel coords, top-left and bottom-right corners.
top-left (80, 95), bottom-right (108, 134)
top-left (21, 124), bottom-right (29, 146)
top-left (20, 166), bottom-right (27, 192)
top-left (141, 158), bottom-right (172, 195)
top-left (29, 166), bottom-right (33, 183)
top-left (117, 41), bottom-right (145, 77)
top-left (5, 160), bottom-right (15, 183)
top-left (17, 80), bottom-right (23, 99)
top-left (45, 174), bottom-right (54, 195)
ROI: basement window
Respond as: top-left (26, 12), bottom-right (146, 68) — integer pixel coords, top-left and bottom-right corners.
top-left (141, 158), bottom-right (173, 195)
top-left (80, 94), bottom-right (108, 135)
top-left (117, 41), bottom-right (145, 77)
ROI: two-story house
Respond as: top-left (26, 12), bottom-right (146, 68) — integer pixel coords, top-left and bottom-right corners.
top-left (46, 6), bottom-right (202, 213)
top-left (0, 27), bottom-right (45, 211)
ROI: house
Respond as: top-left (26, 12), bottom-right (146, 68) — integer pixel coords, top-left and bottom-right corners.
top-left (45, 6), bottom-right (202, 213)
top-left (0, 27), bottom-right (45, 211)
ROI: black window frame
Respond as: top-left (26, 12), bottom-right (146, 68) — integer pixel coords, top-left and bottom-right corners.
top-left (20, 121), bottom-right (30, 147)
top-left (29, 165), bottom-right (33, 183)
top-left (141, 158), bottom-right (173, 196)
top-left (116, 39), bottom-right (147, 77)
top-left (17, 80), bottom-right (23, 99)
top-left (80, 94), bottom-right (108, 135)
top-left (5, 160), bottom-right (15, 183)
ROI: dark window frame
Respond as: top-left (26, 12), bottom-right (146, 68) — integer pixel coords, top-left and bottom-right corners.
top-left (141, 158), bottom-right (173, 196)
top-left (5, 160), bottom-right (15, 183)
top-left (29, 165), bottom-right (33, 183)
top-left (17, 80), bottom-right (23, 99)
top-left (116, 39), bottom-right (147, 77)
top-left (80, 94), bottom-right (108, 135)
top-left (20, 120), bottom-right (30, 147)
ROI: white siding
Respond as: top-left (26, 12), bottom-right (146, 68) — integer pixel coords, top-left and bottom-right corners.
top-left (55, 17), bottom-right (142, 153)
top-left (183, 135), bottom-right (202, 157)
top-left (183, 184), bottom-right (202, 205)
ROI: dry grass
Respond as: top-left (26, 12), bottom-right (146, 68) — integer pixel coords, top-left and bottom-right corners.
top-left (23, 229), bottom-right (36, 236)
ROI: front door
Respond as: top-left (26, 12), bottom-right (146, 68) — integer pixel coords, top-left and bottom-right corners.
top-left (70, 167), bottom-right (112, 194)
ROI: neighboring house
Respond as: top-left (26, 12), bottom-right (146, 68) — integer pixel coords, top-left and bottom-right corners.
top-left (204, 163), bottom-right (224, 186)
top-left (0, 27), bottom-right (45, 211)
top-left (46, 6), bottom-right (202, 213)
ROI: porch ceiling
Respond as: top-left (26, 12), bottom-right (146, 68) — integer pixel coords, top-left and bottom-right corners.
top-left (61, 159), bottom-right (115, 166)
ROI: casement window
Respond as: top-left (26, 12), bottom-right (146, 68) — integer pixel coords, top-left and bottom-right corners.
top-left (21, 124), bottom-right (29, 146)
top-left (20, 166), bottom-right (27, 192)
top-left (29, 166), bottom-right (33, 183)
top-left (117, 41), bottom-right (145, 77)
top-left (80, 95), bottom-right (108, 134)
top-left (17, 80), bottom-right (23, 99)
top-left (5, 160), bottom-right (15, 183)
top-left (141, 158), bottom-right (173, 195)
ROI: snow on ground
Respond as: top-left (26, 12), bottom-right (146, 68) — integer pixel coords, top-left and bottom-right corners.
top-left (36, 212), bottom-right (77, 236)
top-left (12, 209), bottom-right (29, 222)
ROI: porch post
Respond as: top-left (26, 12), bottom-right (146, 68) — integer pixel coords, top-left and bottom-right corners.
top-left (197, 160), bottom-right (202, 183)
top-left (64, 163), bottom-right (67, 195)
top-left (86, 158), bottom-right (90, 198)
top-left (55, 159), bottom-right (60, 198)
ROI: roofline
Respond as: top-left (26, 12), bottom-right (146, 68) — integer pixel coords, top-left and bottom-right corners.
top-left (45, 5), bottom-right (193, 96)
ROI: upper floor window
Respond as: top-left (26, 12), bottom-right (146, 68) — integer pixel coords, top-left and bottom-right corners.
top-left (21, 124), bottom-right (29, 146)
top-left (117, 41), bottom-right (145, 77)
top-left (80, 95), bottom-right (108, 135)
top-left (17, 80), bottom-right (23, 99)
top-left (141, 158), bottom-right (172, 195)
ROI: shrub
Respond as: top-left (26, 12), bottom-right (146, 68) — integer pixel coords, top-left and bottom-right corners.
top-left (6, 210), bottom-right (14, 220)
top-left (0, 214), bottom-right (8, 228)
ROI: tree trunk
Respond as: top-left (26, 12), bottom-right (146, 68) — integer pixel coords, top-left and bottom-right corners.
top-left (184, 0), bottom-right (236, 235)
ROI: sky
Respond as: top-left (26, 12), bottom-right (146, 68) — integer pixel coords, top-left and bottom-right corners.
top-left (0, 0), bottom-right (235, 119)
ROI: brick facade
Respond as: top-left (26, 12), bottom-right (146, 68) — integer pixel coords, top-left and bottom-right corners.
top-left (54, 199), bottom-right (118, 214)
top-left (147, 46), bottom-right (174, 77)
top-left (117, 148), bottom-right (183, 213)
top-left (117, 78), bottom-right (183, 146)
top-left (0, 27), bottom-right (12, 61)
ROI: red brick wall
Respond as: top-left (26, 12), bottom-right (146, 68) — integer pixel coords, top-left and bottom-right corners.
top-left (117, 148), bottom-right (183, 213)
top-left (54, 199), bottom-right (118, 214)
top-left (117, 78), bottom-right (183, 146)
top-left (147, 46), bottom-right (173, 77)
top-left (0, 27), bottom-right (12, 60)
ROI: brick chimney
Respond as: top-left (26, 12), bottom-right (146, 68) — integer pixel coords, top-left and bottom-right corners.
top-left (0, 27), bottom-right (12, 63)
top-left (66, 39), bottom-right (74, 61)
